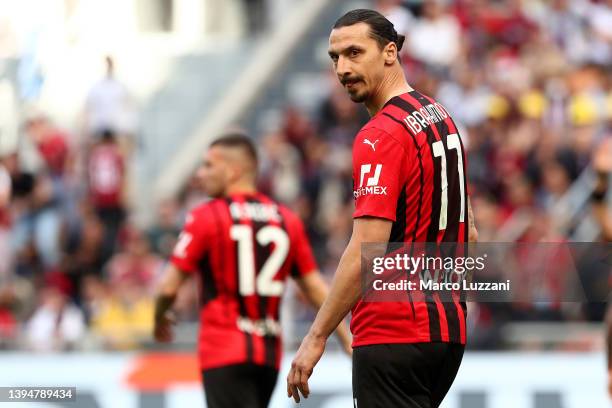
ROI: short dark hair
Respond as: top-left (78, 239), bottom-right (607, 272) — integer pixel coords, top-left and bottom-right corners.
top-left (333, 9), bottom-right (405, 53)
top-left (98, 128), bottom-right (116, 143)
top-left (210, 133), bottom-right (258, 166)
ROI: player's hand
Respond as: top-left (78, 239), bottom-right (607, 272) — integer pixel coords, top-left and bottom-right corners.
top-left (287, 333), bottom-right (326, 403)
top-left (153, 312), bottom-right (176, 343)
top-left (341, 338), bottom-right (353, 357)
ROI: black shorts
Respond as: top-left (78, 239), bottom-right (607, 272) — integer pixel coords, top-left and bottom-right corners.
top-left (202, 363), bottom-right (278, 408)
top-left (353, 343), bottom-right (465, 408)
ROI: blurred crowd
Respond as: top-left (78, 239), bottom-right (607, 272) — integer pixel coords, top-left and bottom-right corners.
top-left (0, 55), bottom-right (174, 351)
top-left (0, 0), bottom-right (611, 352)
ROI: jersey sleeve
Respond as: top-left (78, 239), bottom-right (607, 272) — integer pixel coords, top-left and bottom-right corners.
top-left (289, 215), bottom-right (318, 278)
top-left (352, 128), bottom-right (406, 221)
top-left (170, 209), bottom-right (209, 274)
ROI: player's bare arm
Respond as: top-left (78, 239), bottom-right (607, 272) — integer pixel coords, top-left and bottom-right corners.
top-left (153, 263), bottom-right (188, 343)
top-left (287, 217), bottom-right (392, 403)
top-left (468, 196), bottom-right (478, 243)
top-left (293, 272), bottom-right (353, 356)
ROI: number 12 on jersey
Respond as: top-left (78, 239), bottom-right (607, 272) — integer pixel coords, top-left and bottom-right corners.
top-left (230, 225), bottom-right (289, 297)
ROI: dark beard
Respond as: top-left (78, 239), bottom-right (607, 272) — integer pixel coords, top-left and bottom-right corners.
top-left (348, 90), bottom-right (367, 103)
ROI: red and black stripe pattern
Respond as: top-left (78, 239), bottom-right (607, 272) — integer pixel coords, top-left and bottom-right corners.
top-left (171, 192), bottom-right (316, 370)
top-left (350, 90), bottom-right (468, 347)
top-left (387, 91), bottom-right (467, 344)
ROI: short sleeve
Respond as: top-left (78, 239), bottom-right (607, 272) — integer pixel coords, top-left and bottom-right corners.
top-left (352, 128), bottom-right (405, 221)
top-left (289, 216), bottom-right (318, 278)
top-left (170, 209), bottom-right (209, 273)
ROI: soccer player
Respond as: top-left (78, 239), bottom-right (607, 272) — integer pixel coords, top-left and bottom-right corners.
top-left (153, 134), bottom-right (351, 408)
top-left (287, 9), bottom-right (478, 408)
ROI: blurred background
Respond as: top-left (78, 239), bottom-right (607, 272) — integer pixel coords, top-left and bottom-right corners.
top-left (0, 0), bottom-right (610, 406)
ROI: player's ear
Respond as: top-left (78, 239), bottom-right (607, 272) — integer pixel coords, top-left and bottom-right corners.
top-left (228, 165), bottom-right (240, 182)
top-left (383, 42), bottom-right (397, 65)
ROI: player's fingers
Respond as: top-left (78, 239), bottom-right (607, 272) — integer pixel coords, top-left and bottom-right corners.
top-left (292, 366), bottom-right (303, 403)
top-left (286, 369), bottom-right (294, 397)
top-left (298, 369), bottom-right (310, 398)
top-left (286, 377), bottom-right (291, 397)
top-left (287, 367), bottom-right (300, 402)
top-left (290, 384), bottom-right (300, 403)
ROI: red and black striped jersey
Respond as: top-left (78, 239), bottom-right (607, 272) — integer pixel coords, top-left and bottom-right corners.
top-left (351, 90), bottom-right (468, 347)
top-left (171, 192), bottom-right (317, 370)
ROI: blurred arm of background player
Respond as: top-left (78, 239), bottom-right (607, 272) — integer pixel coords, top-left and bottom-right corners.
top-left (153, 264), bottom-right (184, 343)
top-left (293, 272), bottom-right (352, 355)
top-left (153, 264), bottom-right (353, 354)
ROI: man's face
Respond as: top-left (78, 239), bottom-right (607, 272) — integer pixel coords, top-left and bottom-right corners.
top-left (328, 23), bottom-right (387, 103)
top-left (199, 147), bottom-right (230, 198)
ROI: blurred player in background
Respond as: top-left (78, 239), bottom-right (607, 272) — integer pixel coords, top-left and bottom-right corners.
top-left (153, 134), bottom-right (351, 408)
top-left (288, 9), bottom-right (477, 408)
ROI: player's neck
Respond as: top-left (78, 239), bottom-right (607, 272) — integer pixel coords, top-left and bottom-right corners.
top-left (225, 182), bottom-right (258, 197)
top-left (365, 67), bottom-right (412, 117)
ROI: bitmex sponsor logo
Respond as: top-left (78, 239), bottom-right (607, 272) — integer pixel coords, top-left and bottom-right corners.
top-left (353, 185), bottom-right (388, 198)
top-left (354, 164), bottom-right (387, 198)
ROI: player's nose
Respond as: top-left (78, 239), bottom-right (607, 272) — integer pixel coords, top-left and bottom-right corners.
top-left (335, 56), bottom-right (351, 78)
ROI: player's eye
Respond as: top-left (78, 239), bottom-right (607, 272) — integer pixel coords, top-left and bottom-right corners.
top-left (349, 49), bottom-right (360, 57)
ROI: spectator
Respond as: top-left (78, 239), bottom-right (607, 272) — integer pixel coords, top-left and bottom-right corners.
top-left (25, 272), bottom-right (85, 352)
top-left (259, 131), bottom-right (302, 204)
top-left (0, 286), bottom-right (18, 348)
top-left (407, 0), bottom-right (462, 73)
top-left (147, 199), bottom-right (181, 259)
top-left (105, 227), bottom-right (163, 293)
top-left (62, 203), bottom-right (107, 302)
top-left (23, 113), bottom-right (77, 228)
top-left (375, 0), bottom-right (415, 38)
top-left (585, 0), bottom-right (612, 64)
top-left (24, 114), bottom-right (70, 178)
top-left (84, 56), bottom-right (136, 149)
top-left (90, 275), bottom-right (154, 350)
top-left (537, 0), bottom-right (590, 63)
top-left (87, 129), bottom-right (126, 261)
top-left (11, 170), bottom-right (63, 271)
top-left (242, 0), bottom-right (268, 35)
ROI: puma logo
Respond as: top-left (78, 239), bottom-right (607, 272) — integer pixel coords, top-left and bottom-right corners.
top-left (363, 139), bottom-right (379, 151)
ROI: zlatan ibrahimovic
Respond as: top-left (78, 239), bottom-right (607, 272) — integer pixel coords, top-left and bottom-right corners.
top-left (287, 9), bottom-right (478, 408)
top-left (153, 134), bottom-right (351, 408)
